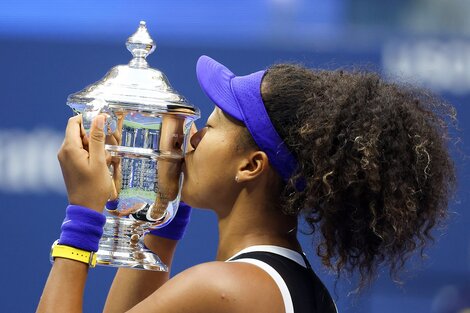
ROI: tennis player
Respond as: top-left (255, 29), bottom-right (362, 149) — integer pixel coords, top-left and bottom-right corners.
top-left (37, 55), bottom-right (456, 313)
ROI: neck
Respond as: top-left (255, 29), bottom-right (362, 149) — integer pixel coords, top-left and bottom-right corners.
top-left (215, 188), bottom-right (301, 261)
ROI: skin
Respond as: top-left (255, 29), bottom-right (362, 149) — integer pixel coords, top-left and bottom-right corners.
top-left (37, 107), bottom-right (301, 313)
top-left (150, 115), bottom-right (185, 221)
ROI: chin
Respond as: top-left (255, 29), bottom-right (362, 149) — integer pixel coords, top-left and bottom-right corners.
top-left (181, 177), bottom-right (218, 209)
top-left (180, 183), bottom-right (196, 207)
top-left (181, 185), bottom-right (209, 209)
top-left (180, 194), bottom-right (205, 209)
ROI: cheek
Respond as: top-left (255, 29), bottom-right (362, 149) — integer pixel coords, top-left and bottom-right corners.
top-left (189, 155), bottom-right (229, 196)
top-left (181, 140), bottom-right (235, 207)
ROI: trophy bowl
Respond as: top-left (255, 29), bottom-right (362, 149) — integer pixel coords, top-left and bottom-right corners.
top-left (66, 21), bottom-right (200, 271)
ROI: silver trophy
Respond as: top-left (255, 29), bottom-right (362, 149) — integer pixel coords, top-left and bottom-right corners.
top-left (66, 21), bottom-right (200, 271)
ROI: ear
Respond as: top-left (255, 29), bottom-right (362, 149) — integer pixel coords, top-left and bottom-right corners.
top-left (236, 151), bottom-right (269, 182)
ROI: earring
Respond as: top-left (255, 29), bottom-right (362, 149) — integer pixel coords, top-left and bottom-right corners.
top-left (235, 176), bottom-right (239, 183)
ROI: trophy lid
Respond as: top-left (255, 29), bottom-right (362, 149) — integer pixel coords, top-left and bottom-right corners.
top-left (67, 21), bottom-right (200, 118)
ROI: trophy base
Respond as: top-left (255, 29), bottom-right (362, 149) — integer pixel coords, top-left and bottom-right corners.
top-left (95, 216), bottom-right (168, 272)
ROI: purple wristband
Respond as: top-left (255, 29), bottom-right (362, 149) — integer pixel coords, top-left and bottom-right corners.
top-left (147, 202), bottom-right (192, 240)
top-left (58, 205), bottom-right (106, 252)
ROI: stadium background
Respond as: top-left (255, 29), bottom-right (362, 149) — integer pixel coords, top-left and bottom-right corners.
top-left (0, 1), bottom-right (469, 312)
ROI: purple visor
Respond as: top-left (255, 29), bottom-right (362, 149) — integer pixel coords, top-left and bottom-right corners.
top-left (196, 55), bottom-right (298, 183)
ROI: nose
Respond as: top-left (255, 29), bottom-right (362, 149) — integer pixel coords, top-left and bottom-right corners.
top-left (190, 127), bottom-right (207, 150)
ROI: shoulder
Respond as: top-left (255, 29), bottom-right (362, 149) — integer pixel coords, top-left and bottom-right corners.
top-left (128, 261), bottom-right (284, 313)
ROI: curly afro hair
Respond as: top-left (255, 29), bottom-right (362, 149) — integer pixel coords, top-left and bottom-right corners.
top-left (258, 64), bottom-right (458, 290)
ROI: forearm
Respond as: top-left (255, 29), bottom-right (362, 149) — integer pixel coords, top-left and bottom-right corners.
top-left (103, 235), bottom-right (178, 313)
top-left (37, 258), bottom-right (88, 313)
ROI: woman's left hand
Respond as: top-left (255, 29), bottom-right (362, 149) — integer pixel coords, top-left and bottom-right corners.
top-left (57, 114), bottom-right (113, 213)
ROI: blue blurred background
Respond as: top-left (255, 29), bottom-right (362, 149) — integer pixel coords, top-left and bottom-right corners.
top-left (0, 1), bottom-right (469, 312)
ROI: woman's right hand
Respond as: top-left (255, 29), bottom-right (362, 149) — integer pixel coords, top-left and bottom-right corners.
top-left (57, 114), bottom-right (113, 213)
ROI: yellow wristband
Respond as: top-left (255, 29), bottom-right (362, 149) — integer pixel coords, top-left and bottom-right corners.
top-left (50, 240), bottom-right (97, 268)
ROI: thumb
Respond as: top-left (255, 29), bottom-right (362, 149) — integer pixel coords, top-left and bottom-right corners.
top-left (88, 115), bottom-right (106, 164)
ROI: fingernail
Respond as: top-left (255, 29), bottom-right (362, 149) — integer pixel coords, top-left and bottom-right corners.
top-left (96, 116), bottom-right (105, 130)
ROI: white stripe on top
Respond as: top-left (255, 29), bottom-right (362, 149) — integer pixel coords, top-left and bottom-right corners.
top-left (227, 245), bottom-right (307, 268)
top-left (229, 258), bottom-right (294, 313)
top-left (226, 245), bottom-right (306, 313)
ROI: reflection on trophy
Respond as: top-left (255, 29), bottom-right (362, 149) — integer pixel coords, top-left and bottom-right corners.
top-left (66, 21), bottom-right (200, 271)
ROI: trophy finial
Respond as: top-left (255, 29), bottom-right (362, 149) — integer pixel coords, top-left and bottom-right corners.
top-left (126, 20), bottom-right (156, 68)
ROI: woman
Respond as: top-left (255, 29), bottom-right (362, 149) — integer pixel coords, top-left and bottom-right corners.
top-left (37, 55), bottom-right (456, 313)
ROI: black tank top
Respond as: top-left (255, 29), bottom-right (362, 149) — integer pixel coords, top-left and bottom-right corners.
top-left (228, 246), bottom-right (338, 313)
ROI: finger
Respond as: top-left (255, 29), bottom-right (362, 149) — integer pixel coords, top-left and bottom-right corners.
top-left (114, 111), bottom-right (125, 139)
top-left (160, 116), bottom-right (183, 151)
top-left (79, 116), bottom-right (86, 137)
top-left (88, 115), bottom-right (107, 164)
top-left (105, 150), bottom-right (112, 166)
top-left (105, 112), bottom-right (124, 146)
top-left (80, 117), bottom-right (90, 148)
top-left (190, 123), bottom-right (198, 135)
top-left (111, 165), bottom-right (121, 199)
top-left (63, 115), bottom-right (84, 150)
